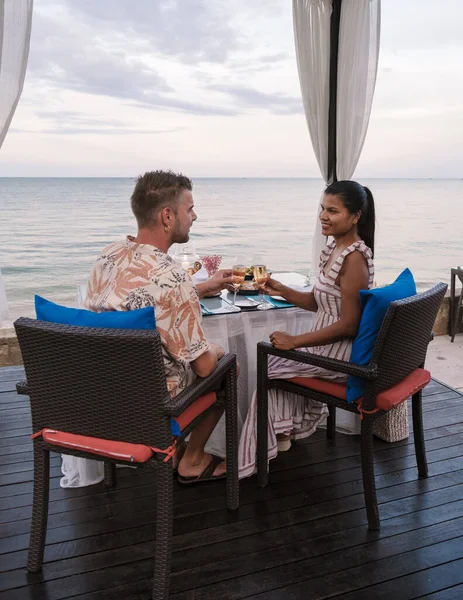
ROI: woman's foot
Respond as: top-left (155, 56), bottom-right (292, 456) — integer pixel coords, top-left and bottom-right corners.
top-left (277, 433), bottom-right (291, 452)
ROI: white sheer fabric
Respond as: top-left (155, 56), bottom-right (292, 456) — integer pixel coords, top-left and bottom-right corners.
top-left (336, 0), bottom-right (381, 180)
top-left (0, 0), bottom-right (33, 148)
top-left (293, 0), bottom-right (381, 433)
top-left (0, 0), bottom-right (33, 326)
top-left (292, 0), bottom-right (331, 179)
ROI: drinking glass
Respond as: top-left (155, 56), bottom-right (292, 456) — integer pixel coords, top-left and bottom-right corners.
top-left (231, 256), bottom-right (246, 306)
top-left (254, 264), bottom-right (272, 310)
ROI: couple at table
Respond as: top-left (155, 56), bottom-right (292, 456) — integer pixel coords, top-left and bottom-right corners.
top-left (85, 170), bottom-right (375, 482)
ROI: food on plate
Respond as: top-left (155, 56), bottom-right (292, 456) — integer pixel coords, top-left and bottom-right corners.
top-left (240, 280), bottom-right (257, 291)
top-left (187, 261), bottom-right (202, 276)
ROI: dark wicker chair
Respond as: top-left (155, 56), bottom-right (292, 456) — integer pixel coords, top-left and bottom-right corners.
top-left (256, 283), bottom-right (447, 530)
top-left (450, 266), bottom-right (463, 342)
top-left (14, 317), bottom-right (239, 600)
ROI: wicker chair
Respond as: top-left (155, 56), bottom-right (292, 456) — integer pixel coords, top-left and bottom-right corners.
top-left (256, 283), bottom-right (447, 530)
top-left (14, 317), bottom-right (239, 600)
top-left (450, 266), bottom-right (463, 342)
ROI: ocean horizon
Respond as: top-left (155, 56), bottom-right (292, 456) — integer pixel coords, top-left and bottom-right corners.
top-left (1, 177), bottom-right (461, 321)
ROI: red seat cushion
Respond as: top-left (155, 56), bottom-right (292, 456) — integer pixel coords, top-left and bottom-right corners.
top-left (39, 429), bottom-right (155, 463)
top-left (33, 391), bottom-right (219, 463)
top-left (375, 369), bottom-right (431, 410)
top-left (171, 391), bottom-right (217, 431)
top-left (289, 377), bottom-right (347, 400)
top-left (287, 368), bottom-right (431, 411)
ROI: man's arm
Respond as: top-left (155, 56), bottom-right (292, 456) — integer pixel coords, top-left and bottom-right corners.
top-left (190, 343), bottom-right (225, 378)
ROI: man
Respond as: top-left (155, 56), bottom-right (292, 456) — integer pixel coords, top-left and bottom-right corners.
top-left (85, 170), bottom-right (232, 482)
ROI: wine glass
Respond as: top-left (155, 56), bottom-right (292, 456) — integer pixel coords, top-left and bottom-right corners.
top-left (231, 256), bottom-right (246, 306)
top-left (253, 264), bottom-right (272, 310)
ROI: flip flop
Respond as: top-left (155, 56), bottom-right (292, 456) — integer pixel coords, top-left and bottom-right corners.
top-left (177, 454), bottom-right (226, 485)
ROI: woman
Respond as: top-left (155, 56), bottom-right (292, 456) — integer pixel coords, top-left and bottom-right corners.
top-left (238, 180), bottom-right (375, 478)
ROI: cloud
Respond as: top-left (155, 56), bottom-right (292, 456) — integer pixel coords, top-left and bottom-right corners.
top-left (24, 0), bottom-right (297, 119)
top-left (209, 84), bottom-right (303, 115)
top-left (65, 0), bottom-right (243, 63)
top-left (9, 127), bottom-right (186, 135)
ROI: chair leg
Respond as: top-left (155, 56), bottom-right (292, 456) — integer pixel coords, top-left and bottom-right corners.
top-left (256, 350), bottom-right (269, 488)
top-left (225, 362), bottom-right (239, 510)
top-left (326, 405), bottom-right (336, 439)
top-left (104, 461), bottom-right (117, 487)
top-left (27, 445), bottom-right (50, 573)
top-left (412, 391), bottom-right (428, 478)
top-left (360, 416), bottom-right (380, 530)
top-left (451, 292), bottom-right (462, 343)
top-left (152, 459), bottom-right (173, 600)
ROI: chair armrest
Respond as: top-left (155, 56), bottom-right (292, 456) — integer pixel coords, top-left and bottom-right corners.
top-left (16, 380), bottom-right (29, 395)
top-left (257, 342), bottom-right (377, 380)
top-left (166, 353), bottom-right (237, 416)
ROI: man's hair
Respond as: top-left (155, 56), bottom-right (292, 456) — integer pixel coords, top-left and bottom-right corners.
top-left (131, 170), bottom-right (192, 228)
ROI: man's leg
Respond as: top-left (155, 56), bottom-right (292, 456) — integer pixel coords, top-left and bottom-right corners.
top-left (177, 406), bottom-right (225, 478)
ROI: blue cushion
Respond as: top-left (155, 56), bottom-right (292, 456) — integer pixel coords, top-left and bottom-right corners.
top-left (35, 295), bottom-right (156, 330)
top-left (32, 296), bottom-right (186, 432)
top-left (346, 269), bottom-right (417, 403)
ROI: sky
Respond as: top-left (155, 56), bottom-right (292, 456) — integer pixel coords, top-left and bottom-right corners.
top-left (1, 0), bottom-right (462, 178)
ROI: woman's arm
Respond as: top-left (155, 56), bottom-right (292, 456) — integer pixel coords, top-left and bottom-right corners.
top-left (270, 251), bottom-right (370, 351)
top-left (263, 277), bottom-right (318, 312)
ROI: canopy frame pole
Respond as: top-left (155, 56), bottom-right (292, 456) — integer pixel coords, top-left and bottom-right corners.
top-left (327, 0), bottom-right (342, 184)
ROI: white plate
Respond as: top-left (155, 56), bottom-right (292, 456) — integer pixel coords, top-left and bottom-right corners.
top-left (233, 297), bottom-right (261, 308)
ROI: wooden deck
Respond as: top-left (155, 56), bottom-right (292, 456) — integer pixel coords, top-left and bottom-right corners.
top-left (1, 365), bottom-right (463, 600)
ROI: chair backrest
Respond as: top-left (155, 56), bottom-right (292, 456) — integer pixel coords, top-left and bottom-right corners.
top-left (369, 283), bottom-right (447, 394)
top-left (456, 267), bottom-right (463, 286)
top-left (14, 317), bottom-right (172, 448)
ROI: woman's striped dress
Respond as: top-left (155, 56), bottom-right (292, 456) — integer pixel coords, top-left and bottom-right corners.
top-left (238, 240), bottom-right (374, 479)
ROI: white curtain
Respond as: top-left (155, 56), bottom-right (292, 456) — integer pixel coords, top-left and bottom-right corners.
top-left (293, 0), bottom-right (380, 433)
top-left (0, 0), bottom-right (33, 326)
top-left (336, 0), bottom-right (381, 179)
top-left (293, 0), bottom-right (380, 273)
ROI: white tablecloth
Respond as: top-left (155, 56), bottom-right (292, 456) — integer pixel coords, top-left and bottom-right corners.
top-left (63, 282), bottom-right (360, 487)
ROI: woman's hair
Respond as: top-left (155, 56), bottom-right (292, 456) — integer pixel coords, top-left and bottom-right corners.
top-left (324, 180), bottom-right (376, 257)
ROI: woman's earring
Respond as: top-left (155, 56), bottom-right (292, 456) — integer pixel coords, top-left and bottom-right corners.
top-left (164, 225), bottom-right (171, 232)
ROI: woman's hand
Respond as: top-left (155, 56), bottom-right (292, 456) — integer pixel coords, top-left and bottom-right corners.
top-left (269, 331), bottom-right (296, 351)
top-left (262, 277), bottom-right (287, 297)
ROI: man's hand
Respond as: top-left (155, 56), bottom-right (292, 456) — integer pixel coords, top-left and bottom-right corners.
top-left (269, 330), bottom-right (296, 351)
top-left (197, 269), bottom-right (234, 298)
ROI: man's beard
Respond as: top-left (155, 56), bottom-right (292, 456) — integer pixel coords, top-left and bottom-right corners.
top-left (172, 225), bottom-right (189, 244)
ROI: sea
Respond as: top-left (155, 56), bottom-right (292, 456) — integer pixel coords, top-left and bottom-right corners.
top-left (1, 177), bottom-right (462, 321)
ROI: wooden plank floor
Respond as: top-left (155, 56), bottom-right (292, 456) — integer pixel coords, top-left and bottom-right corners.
top-left (1, 365), bottom-right (463, 599)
